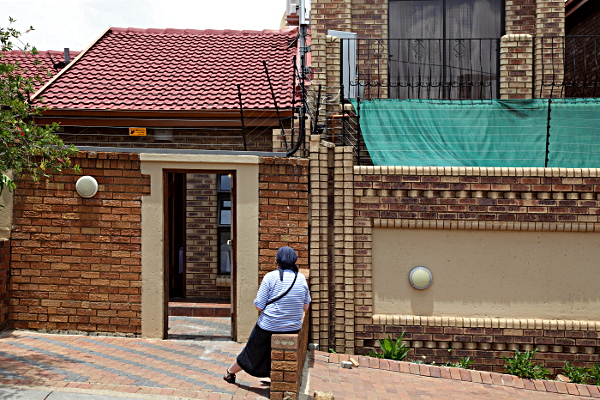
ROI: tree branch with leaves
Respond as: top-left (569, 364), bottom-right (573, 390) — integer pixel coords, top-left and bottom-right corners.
top-left (0, 17), bottom-right (79, 197)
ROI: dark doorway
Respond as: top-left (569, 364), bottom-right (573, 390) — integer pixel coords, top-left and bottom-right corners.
top-left (166, 172), bottom-right (186, 299)
top-left (164, 171), bottom-right (234, 340)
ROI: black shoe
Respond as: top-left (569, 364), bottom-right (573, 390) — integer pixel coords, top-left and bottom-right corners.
top-left (223, 369), bottom-right (236, 384)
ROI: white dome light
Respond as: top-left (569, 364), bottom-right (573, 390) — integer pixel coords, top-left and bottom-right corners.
top-left (76, 176), bottom-right (98, 198)
top-left (409, 266), bottom-right (432, 290)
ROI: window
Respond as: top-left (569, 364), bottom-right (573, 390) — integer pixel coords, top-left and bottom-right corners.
top-left (217, 174), bottom-right (232, 274)
top-left (389, 0), bottom-right (504, 99)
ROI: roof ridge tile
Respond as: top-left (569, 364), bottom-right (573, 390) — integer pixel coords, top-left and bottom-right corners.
top-left (107, 27), bottom-right (298, 37)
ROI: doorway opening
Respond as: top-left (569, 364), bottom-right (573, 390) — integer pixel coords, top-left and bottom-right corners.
top-left (165, 171), bottom-right (234, 340)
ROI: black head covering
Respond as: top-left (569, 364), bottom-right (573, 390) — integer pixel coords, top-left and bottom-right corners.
top-left (276, 246), bottom-right (298, 280)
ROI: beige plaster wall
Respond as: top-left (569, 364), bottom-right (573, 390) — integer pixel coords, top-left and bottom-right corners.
top-left (373, 228), bottom-right (600, 320)
top-left (0, 172), bottom-right (14, 240)
top-left (140, 154), bottom-right (259, 342)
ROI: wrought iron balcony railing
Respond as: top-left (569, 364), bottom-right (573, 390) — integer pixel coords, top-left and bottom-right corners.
top-left (539, 36), bottom-right (600, 98)
top-left (338, 36), bottom-right (600, 100)
top-left (339, 38), bottom-right (501, 100)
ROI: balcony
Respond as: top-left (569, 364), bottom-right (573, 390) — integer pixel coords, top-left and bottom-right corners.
top-left (337, 36), bottom-right (600, 100)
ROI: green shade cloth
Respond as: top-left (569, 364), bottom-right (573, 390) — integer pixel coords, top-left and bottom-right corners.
top-left (547, 99), bottom-right (600, 168)
top-left (353, 98), bottom-right (600, 168)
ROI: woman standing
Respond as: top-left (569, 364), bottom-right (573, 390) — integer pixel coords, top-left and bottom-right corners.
top-left (224, 246), bottom-right (311, 383)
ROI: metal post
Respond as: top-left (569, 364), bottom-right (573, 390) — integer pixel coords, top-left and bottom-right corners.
top-left (545, 98), bottom-right (552, 168)
top-left (236, 84), bottom-right (248, 151)
top-left (262, 60), bottom-right (288, 150)
top-left (357, 97), bottom-right (362, 165)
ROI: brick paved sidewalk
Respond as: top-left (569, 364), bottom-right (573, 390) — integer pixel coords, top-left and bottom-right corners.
top-left (305, 351), bottom-right (598, 400)
top-left (0, 328), bottom-right (267, 399)
top-left (2, 321), bottom-right (598, 400)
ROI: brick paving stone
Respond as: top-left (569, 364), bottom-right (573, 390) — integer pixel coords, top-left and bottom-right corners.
top-left (554, 382), bottom-right (569, 393)
top-left (544, 380), bottom-right (558, 393)
top-left (471, 371), bottom-right (482, 384)
top-left (306, 351), bottom-right (597, 400)
top-left (567, 383), bottom-right (581, 395)
top-left (588, 385), bottom-right (600, 398)
top-left (579, 385), bottom-right (592, 397)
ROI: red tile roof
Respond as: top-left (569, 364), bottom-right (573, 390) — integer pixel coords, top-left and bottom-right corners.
top-left (1, 50), bottom-right (80, 91)
top-left (33, 27), bottom-right (299, 111)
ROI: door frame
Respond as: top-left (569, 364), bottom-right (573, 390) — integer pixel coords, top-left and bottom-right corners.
top-left (140, 153), bottom-right (260, 342)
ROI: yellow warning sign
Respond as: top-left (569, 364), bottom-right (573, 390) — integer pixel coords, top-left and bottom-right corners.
top-left (129, 127), bottom-right (146, 136)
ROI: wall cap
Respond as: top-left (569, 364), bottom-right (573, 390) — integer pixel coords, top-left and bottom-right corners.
top-left (373, 219), bottom-right (600, 232)
top-left (355, 165), bottom-right (600, 178)
top-left (371, 314), bottom-right (600, 330)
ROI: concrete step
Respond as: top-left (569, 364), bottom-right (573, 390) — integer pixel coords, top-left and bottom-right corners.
top-left (168, 301), bottom-right (231, 317)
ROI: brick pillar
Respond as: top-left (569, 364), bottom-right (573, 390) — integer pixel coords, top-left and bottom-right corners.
top-left (326, 36), bottom-right (342, 113)
top-left (500, 34), bottom-right (534, 99)
top-left (333, 146), bottom-right (355, 353)
top-left (311, 33), bottom-right (328, 88)
top-left (308, 134), bottom-right (332, 350)
top-left (535, 0), bottom-right (566, 98)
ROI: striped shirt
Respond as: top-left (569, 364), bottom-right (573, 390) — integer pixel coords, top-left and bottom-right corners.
top-left (254, 269), bottom-right (311, 332)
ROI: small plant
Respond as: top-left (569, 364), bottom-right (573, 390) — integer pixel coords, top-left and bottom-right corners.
top-left (587, 364), bottom-right (600, 385)
top-left (455, 357), bottom-right (475, 369)
top-left (443, 357), bottom-right (474, 369)
top-left (328, 348), bottom-right (337, 353)
top-left (564, 361), bottom-right (590, 384)
top-left (366, 332), bottom-right (410, 361)
top-left (503, 349), bottom-right (549, 380)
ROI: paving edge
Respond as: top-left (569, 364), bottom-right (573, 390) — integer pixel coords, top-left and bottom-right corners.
top-left (320, 351), bottom-right (600, 398)
top-left (0, 384), bottom-right (199, 400)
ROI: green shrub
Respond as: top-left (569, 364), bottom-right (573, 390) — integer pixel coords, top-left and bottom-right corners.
top-left (588, 364), bottom-right (600, 385)
top-left (564, 361), bottom-right (590, 384)
top-left (502, 349), bottom-right (549, 380)
top-left (366, 332), bottom-right (410, 361)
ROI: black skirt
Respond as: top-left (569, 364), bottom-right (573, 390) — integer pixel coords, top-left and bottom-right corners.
top-left (236, 324), bottom-right (299, 378)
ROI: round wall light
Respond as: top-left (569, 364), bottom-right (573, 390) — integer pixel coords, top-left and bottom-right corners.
top-left (76, 175), bottom-right (98, 198)
top-left (409, 266), bottom-right (432, 290)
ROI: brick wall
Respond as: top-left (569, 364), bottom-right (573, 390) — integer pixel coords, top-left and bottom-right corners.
top-left (308, 136), bottom-right (600, 372)
top-left (363, 316), bottom-right (600, 375)
top-left (10, 151), bottom-right (150, 335)
top-left (351, 0), bottom-right (386, 40)
top-left (310, 0), bottom-right (352, 36)
top-left (351, 165), bottom-right (600, 370)
top-left (353, 167), bottom-right (600, 226)
top-left (185, 173), bottom-right (230, 300)
top-left (60, 127), bottom-right (275, 152)
top-left (506, 0), bottom-right (537, 35)
top-left (0, 241), bottom-right (9, 331)
top-left (567, 1), bottom-right (600, 35)
top-left (258, 157), bottom-right (309, 280)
